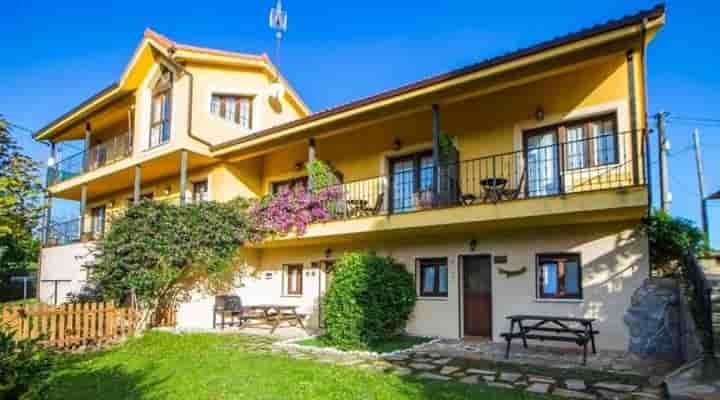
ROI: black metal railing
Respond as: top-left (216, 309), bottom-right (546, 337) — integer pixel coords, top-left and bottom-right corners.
top-left (683, 252), bottom-right (716, 357)
top-left (43, 218), bottom-right (82, 247)
top-left (48, 133), bottom-right (132, 186)
top-left (314, 130), bottom-right (642, 221)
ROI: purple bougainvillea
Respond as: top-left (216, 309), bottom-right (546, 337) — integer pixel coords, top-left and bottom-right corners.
top-left (248, 185), bottom-right (343, 242)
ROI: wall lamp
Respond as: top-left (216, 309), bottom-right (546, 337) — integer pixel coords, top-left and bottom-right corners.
top-left (535, 106), bottom-right (545, 122)
top-left (325, 248), bottom-right (332, 259)
top-left (393, 138), bottom-right (402, 151)
top-left (469, 239), bottom-right (477, 252)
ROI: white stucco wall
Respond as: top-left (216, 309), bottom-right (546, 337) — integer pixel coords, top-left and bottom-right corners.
top-left (176, 220), bottom-right (648, 350)
top-left (38, 242), bottom-right (95, 304)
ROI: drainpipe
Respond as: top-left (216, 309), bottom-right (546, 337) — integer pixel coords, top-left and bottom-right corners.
top-left (640, 17), bottom-right (653, 216)
top-left (158, 47), bottom-right (212, 148)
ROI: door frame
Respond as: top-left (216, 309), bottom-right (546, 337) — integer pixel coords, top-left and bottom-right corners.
top-left (457, 253), bottom-right (494, 339)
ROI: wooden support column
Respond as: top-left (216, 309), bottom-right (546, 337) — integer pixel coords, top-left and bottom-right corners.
top-left (79, 185), bottom-right (87, 237)
top-left (134, 165), bottom-right (142, 204)
top-left (43, 193), bottom-right (53, 246)
top-left (179, 150), bottom-right (188, 205)
top-left (431, 104), bottom-right (441, 200)
top-left (307, 138), bottom-right (316, 189)
top-left (84, 122), bottom-right (92, 172)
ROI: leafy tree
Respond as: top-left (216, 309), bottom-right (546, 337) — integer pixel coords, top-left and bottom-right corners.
top-left (323, 252), bottom-right (416, 350)
top-left (0, 116), bottom-right (43, 284)
top-left (83, 200), bottom-right (250, 328)
top-left (642, 210), bottom-right (708, 277)
top-left (0, 324), bottom-right (53, 400)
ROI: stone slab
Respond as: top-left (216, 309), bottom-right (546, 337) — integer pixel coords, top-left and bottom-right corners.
top-left (565, 379), bottom-right (587, 391)
top-left (467, 368), bottom-right (496, 375)
top-left (499, 372), bottom-right (522, 382)
top-left (418, 372), bottom-right (452, 381)
top-left (409, 362), bottom-right (437, 371)
top-left (553, 388), bottom-right (597, 399)
top-left (527, 383), bottom-right (551, 394)
top-left (594, 383), bottom-right (639, 392)
top-left (460, 376), bottom-right (480, 385)
top-left (440, 366), bottom-right (461, 375)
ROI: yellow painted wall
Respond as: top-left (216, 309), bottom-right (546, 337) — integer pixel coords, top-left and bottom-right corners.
top-left (258, 51), bottom-right (640, 194)
top-left (186, 63), bottom-right (307, 147)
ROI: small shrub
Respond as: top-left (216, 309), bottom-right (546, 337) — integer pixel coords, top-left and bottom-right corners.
top-left (322, 252), bottom-right (416, 350)
top-left (0, 325), bottom-right (53, 399)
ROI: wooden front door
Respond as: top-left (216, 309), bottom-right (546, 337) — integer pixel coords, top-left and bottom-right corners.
top-left (462, 255), bottom-right (492, 337)
top-left (317, 261), bottom-right (335, 328)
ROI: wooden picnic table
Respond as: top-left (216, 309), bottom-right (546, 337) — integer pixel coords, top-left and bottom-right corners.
top-left (501, 315), bottom-right (598, 365)
top-left (241, 304), bottom-right (306, 334)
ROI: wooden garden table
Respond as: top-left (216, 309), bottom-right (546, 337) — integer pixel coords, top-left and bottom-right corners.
top-left (241, 304), bottom-right (305, 334)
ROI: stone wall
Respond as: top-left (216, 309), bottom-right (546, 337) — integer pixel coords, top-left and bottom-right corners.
top-left (624, 278), bottom-right (682, 360)
top-left (624, 278), bottom-right (706, 362)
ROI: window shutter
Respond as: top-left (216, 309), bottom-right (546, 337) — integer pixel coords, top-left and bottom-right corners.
top-left (558, 126), bottom-right (567, 172)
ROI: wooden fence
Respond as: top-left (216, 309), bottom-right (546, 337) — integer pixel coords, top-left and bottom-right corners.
top-left (0, 302), bottom-right (139, 348)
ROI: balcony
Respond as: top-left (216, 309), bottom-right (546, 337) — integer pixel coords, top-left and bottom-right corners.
top-left (315, 130), bottom-right (644, 221)
top-left (48, 133), bottom-right (132, 186)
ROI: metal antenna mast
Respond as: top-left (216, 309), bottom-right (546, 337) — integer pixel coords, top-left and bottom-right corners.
top-left (269, 0), bottom-right (288, 73)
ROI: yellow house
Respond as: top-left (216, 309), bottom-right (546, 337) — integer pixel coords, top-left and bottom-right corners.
top-left (36, 5), bottom-right (665, 350)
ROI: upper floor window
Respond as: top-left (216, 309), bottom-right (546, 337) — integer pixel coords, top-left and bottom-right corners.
top-left (210, 95), bottom-right (253, 130)
top-left (562, 115), bottom-right (618, 170)
top-left (149, 69), bottom-right (172, 149)
top-left (272, 176), bottom-right (308, 194)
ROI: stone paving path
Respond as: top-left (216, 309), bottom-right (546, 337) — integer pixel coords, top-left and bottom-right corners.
top-left (228, 335), bottom-right (669, 399)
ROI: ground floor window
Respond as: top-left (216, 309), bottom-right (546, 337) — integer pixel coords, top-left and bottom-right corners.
top-left (284, 264), bottom-right (303, 296)
top-left (536, 253), bottom-right (582, 299)
top-left (192, 180), bottom-right (209, 203)
top-left (417, 258), bottom-right (448, 297)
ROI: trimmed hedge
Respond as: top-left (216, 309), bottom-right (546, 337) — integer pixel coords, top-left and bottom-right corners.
top-left (322, 252), bottom-right (416, 350)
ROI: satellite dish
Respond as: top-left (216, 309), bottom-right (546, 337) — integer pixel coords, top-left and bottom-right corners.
top-left (269, 81), bottom-right (285, 101)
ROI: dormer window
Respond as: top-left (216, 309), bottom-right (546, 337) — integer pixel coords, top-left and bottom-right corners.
top-left (149, 68), bottom-right (172, 148)
top-left (210, 94), bottom-right (253, 130)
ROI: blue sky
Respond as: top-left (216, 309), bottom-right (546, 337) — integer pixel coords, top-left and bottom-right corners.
top-left (2, 1), bottom-right (720, 246)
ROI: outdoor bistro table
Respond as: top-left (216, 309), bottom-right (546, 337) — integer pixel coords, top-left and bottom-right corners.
top-left (481, 177), bottom-right (508, 203)
top-left (501, 315), bottom-right (599, 365)
top-left (242, 304), bottom-right (306, 334)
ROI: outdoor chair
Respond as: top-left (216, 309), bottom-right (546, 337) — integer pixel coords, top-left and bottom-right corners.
top-left (360, 192), bottom-right (384, 215)
top-left (501, 166), bottom-right (527, 200)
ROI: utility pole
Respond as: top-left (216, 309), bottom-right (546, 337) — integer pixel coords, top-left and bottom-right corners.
top-left (656, 112), bottom-right (671, 212)
top-left (693, 129), bottom-right (710, 240)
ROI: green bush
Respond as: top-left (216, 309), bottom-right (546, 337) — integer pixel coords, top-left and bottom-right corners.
top-left (0, 325), bottom-right (53, 400)
top-left (642, 210), bottom-right (708, 277)
top-left (322, 252), bottom-right (416, 350)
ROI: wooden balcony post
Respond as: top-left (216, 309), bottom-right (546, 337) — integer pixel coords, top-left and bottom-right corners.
top-left (308, 138), bottom-right (316, 189)
top-left (79, 185), bottom-right (87, 238)
top-left (179, 150), bottom-right (188, 205)
top-left (431, 104), bottom-right (440, 202)
top-left (84, 122), bottom-right (92, 172)
top-left (134, 165), bottom-right (141, 205)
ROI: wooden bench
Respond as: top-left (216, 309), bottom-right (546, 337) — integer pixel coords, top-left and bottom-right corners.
top-left (501, 315), bottom-right (599, 365)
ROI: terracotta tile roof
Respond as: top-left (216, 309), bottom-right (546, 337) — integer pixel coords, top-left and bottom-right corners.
top-left (211, 4), bottom-right (665, 151)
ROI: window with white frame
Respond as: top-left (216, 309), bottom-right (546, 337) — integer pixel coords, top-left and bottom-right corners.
top-left (192, 180), bottom-right (209, 203)
top-left (210, 95), bottom-right (253, 130)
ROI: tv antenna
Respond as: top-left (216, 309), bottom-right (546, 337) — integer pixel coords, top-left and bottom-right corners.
top-left (269, 0), bottom-right (288, 69)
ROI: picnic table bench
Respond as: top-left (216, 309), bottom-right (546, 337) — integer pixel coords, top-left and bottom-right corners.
top-left (240, 304), bottom-right (306, 334)
top-left (500, 315), bottom-right (599, 365)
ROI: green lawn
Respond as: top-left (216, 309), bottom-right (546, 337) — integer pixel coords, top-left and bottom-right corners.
top-left (295, 335), bottom-right (432, 353)
top-left (44, 332), bottom-right (539, 400)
